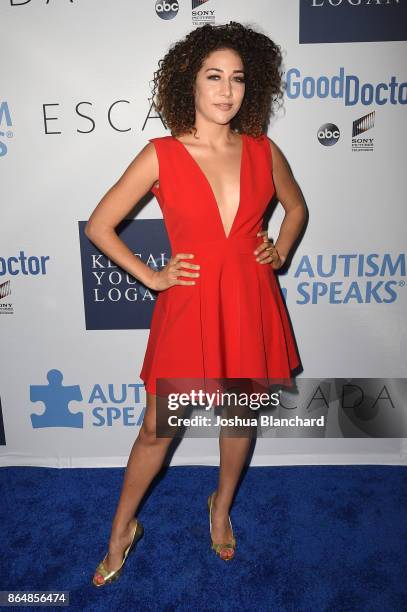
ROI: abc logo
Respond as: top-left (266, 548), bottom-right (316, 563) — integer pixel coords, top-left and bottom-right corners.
top-left (155, 0), bottom-right (179, 20)
top-left (317, 123), bottom-right (340, 146)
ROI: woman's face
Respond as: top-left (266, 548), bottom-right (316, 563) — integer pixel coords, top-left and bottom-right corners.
top-left (193, 47), bottom-right (246, 126)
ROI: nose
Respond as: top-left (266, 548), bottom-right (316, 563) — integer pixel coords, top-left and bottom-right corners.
top-left (219, 79), bottom-right (233, 97)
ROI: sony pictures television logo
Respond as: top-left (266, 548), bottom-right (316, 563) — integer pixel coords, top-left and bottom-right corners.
top-left (352, 111), bottom-right (375, 152)
top-left (192, 0), bottom-right (215, 25)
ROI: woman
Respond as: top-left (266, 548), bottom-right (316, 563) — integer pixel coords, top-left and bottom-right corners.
top-left (86, 22), bottom-right (306, 585)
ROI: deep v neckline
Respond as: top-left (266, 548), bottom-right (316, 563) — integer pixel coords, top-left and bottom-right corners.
top-left (172, 132), bottom-right (245, 240)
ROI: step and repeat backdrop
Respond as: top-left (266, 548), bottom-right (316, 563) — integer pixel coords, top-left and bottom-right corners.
top-left (1, 1), bottom-right (406, 467)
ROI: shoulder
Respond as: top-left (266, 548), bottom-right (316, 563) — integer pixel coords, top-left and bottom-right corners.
top-left (246, 133), bottom-right (276, 168)
top-left (145, 135), bottom-right (174, 158)
top-left (261, 134), bottom-right (289, 174)
top-left (147, 135), bottom-right (173, 146)
top-left (261, 134), bottom-right (278, 157)
top-left (247, 132), bottom-right (276, 156)
top-left (262, 135), bottom-right (295, 182)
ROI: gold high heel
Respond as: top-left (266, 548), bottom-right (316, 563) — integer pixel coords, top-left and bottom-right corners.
top-left (207, 491), bottom-right (236, 561)
top-left (92, 518), bottom-right (144, 587)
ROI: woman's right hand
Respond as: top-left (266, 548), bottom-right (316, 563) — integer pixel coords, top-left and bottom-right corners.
top-left (148, 253), bottom-right (200, 291)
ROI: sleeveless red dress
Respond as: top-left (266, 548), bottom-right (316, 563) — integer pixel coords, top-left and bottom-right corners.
top-left (139, 133), bottom-right (301, 395)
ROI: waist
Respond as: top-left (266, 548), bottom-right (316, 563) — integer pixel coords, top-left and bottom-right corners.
top-left (171, 235), bottom-right (261, 258)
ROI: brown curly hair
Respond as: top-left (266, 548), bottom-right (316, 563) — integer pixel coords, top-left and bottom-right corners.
top-left (150, 21), bottom-right (285, 138)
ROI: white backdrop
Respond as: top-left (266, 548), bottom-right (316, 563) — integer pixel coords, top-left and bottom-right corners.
top-left (1, 0), bottom-right (406, 467)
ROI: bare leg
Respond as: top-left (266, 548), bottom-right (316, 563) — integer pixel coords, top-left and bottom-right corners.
top-left (210, 384), bottom-right (255, 559)
top-left (93, 391), bottom-right (173, 582)
top-left (210, 437), bottom-right (251, 559)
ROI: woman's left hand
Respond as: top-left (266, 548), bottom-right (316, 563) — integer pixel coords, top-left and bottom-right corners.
top-left (255, 230), bottom-right (286, 270)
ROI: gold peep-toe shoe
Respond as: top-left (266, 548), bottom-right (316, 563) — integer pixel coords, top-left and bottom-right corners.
top-left (207, 491), bottom-right (236, 561)
top-left (92, 518), bottom-right (144, 587)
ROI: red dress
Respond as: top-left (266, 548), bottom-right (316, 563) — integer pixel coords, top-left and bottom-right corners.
top-left (139, 132), bottom-right (301, 395)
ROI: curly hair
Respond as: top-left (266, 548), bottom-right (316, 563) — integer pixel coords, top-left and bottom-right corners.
top-left (150, 21), bottom-right (285, 138)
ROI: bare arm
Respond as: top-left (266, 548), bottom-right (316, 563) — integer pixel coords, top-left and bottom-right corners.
top-left (84, 142), bottom-right (159, 289)
top-left (267, 137), bottom-right (307, 263)
top-left (85, 143), bottom-right (200, 291)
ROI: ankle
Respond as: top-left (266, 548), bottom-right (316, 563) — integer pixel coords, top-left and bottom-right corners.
top-left (111, 519), bottom-right (134, 540)
top-left (212, 496), bottom-right (230, 516)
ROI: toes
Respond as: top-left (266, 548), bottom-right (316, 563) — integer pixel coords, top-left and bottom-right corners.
top-left (93, 573), bottom-right (105, 585)
top-left (220, 548), bottom-right (234, 559)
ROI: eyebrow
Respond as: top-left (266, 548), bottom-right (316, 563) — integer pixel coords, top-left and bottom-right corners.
top-left (204, 68), bottom-right (245, 74)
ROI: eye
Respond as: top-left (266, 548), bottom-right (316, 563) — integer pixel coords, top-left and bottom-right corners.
top-left (207, 75), bottom-right (245, 82)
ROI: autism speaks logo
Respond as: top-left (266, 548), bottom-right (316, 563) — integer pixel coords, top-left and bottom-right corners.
top-left (284, 253), bottom-right (406, 305)
top-left (30, 369), bottom-right (145, 429)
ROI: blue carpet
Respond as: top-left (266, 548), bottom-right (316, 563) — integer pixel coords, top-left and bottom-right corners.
top-left (1, 465), bottom-right (406, 611)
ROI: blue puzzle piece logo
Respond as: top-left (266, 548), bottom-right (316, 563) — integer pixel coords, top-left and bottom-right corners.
top-left (30, 369), bottom-right (83, 428)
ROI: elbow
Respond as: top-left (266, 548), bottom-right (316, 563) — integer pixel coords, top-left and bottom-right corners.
top-left (84, 221), bottom-right (115, 240)
top-left (84, 220), bottom-right (101, 238)
top-left (292, 199), bottom-right (307, 221)
top-left (295, 204), bottom-right (307, 231)
top-left (84, 221), bottom-right (102, 241)
top-left (84, 222), bottom-right (93, 238)
top-left (300, 200), bottom-right (308, 222)
top-left (286, 201), bottom-right (307, 219)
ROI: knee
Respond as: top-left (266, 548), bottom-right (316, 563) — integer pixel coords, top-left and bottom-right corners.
top-left (138, 421), bottom-right (158, 444)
